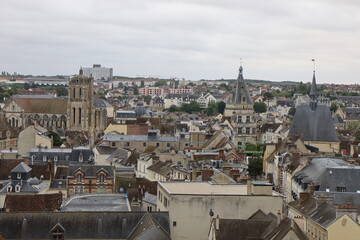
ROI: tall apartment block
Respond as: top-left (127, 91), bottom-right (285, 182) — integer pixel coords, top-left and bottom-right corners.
top-left (82, 64), bottom-right (113, 81)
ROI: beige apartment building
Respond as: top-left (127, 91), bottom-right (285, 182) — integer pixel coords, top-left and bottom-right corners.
top-left (157, 181), bottom-right (283, 240)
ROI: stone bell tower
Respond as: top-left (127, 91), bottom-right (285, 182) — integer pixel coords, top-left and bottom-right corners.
top-left (67, 68), bottom-right (95, 135)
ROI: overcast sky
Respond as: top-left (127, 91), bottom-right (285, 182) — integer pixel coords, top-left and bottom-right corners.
top-left (1, 0), bottom-right (360, 83)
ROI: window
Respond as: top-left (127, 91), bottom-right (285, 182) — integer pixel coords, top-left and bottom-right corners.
top-left (156, 142), bottom-right (160, 147)
top-left (74, 186), bottom-right (84, 194)
top-left (17, 173), bottom-right (21, 179)
top-left (51, 224), bottom-right (65, 240)
top-left (73, 88), bottom-right (76, 98)
top-left (112, 142), bottom-right (115, 147)
top-left (246, 127), bottom-right (250, 135)
top-left (125, 142), bottom-right (130, 147)
top-left (337, 186), bottom-right (346, 192)
top-left (15, 184), bottom-right (21, 192)
top-left (237, 116), bottom-right (242, 123)
top-left (246, 116), bottom-right (250, 123)
top-left (143, 142), bottom-right (147, 147)
top-left (7, 185), bottom-right (12, 192)
top-left (173, 221), bottom-right (177, 227)
top-left (43, 156), bottom-right (47, 162)
top-left (147, 206), bottom-right (152, 212)
top-left (237, 127), bottom-right (242, 135)
top-left (76, 174), bottom-right (82, 183)
top-left (167, 143), bottom-right (170, 147)
top-left (164, 197), bottom-right (168, 208)
top-left (54, 156), bottom-right (58, 162)
top-left (99, 174), bottom-right (105, 183)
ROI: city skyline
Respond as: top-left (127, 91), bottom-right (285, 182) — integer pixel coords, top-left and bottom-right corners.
top-left (1, 0), bottom-right (360, 84)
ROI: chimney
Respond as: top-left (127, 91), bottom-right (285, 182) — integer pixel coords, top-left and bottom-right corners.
top-left (277, 210), bottom-right (281, 225)
top-left (247, 179), bottom-right (252, 195)
top-left (215, 215), bottom-right (220, 231)
top-left (299, 192), bottom-right (310, 204)
top-left (201, 169), bottom-right (214, 181)
top-left (336, 204), bottom-right (358, 222)
top-left (315, 193), bottom-right (334, 208)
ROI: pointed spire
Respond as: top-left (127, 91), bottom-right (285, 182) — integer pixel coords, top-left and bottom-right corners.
top-left (309, 71), bottom-right (317, 100)
top-left (232, 64), bottom-right (252, 105)
top-left (79, 67), bottom-right (83, 75)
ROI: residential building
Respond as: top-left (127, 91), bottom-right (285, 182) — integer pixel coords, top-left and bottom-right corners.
top-left (157, 181), bottom-right (283, 240)
top-left (82, 64), bottom-right (113, 81)
top-left (139, 86), bottom-right (164, 96)
top-left (67, 164), bottom-right (115, 196)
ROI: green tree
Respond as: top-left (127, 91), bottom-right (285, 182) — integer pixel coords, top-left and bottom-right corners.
top-left (263, 92), bottom-right (274, 99)
top-left (248, 155), bottom-right (263, 179)
top-left (330, 103), bottom-right (338, 113)
top-left (205, 102), bottom-right (218, 116)
top-left (154, 80), bottom-right (168, 87)
top-left (47, 131), bottom-right (65, 147)
top-left (24, 83), bottom-right (30, 90)
top-left (253, 102), bottom-right (267, 113)
top-left (133, 86), bottom-right (139, 95)
top-left (217, 101), bottom-right (226, 114)
top-left (288, 107), bottom-right (296, 116)
top-left (55, 86), bottom-right (68, 96)
top-left (168, 105), bottom-right (179, 112)
top-left (140, 80), bottom-right (145, 87)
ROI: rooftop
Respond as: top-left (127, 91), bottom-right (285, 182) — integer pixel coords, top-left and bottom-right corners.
top-left (62, 194), bottom-right (130, 211)
top-left (159, 181), bottom-right (249, 195)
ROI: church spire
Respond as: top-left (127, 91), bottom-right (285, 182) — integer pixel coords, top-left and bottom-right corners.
top-left (309, 70), bottom-right (317, 100)
top-left (232, 64), bottom-right (252, 105)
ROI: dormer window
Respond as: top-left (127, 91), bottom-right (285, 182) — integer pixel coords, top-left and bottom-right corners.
top-left (7, 185), bottom-right (12, 192)
top-left (15, 184), bottom-right (21, 192)
top-left (337, 186), bottom-right (346, 192)
top-left (76, 174), bottom-right (82, 183)
top-left (43, 156), bottom-right (47, 162)
top-left (51, 223), bottom-right (65, 240)
top-left (99, 174), bottom-right (105, 183)
top-left (31, 155), bottom-right (36, 161)
top-left (17, 173), bottom-right (21, 179)
top-left (65, 155), bottom-right (69, 161)
top-left (54, 156), bottom-right (58, 162)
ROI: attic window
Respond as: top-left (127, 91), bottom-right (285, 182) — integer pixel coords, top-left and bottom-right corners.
top-left (15, 184), bottom-right (21, 192)
top-left (54, 156), bottom-right (58, 162)
top-left (43, 156), bottom-right (47, 162)
top-left (51, 224), bottom-right (65, 240)
top-left (17, 173), bottom-right (21, 179)
top-left (7, 185), bottom-right (12, 192)
top-left (337, 186), bottom-right (346, 192)
top-left (76, 174), bottom-right (83, 183)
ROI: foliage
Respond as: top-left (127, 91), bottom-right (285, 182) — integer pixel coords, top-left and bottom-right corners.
top-left (348, 122), bottom-right (360, 141)
top-left (330, 103), bottom-right (338, 113)
top-left (154, 80), bottom-right (168, 87)
top-left (248, 155), bottom-right (263, 178)
top-left (217, 101), bottom-right (226, 114)
top-left (143, 95), bottom-right (152, 101)
top-left (133, 86), bottom-right (139, 95)
top-left (253, 102), bottom-right (267, 113)
top-left (179, 101), bottom-right (200, 113)
top-left (187, 82), bottom-right (196, 86)
top-left (288, 107), bottom-right (296, 116)
top-left (140, 80), bottom-right (145, 87)
top-left (47, 131), bottom-right (65, 147)
top-left (296, 82), bottom-right (310, 95)
top-left (168, 105), bottom-right (179, 112)
top-left (263, 92), bottom-right (274, 99)
top-left (205, 101), bottom-right (218, 116)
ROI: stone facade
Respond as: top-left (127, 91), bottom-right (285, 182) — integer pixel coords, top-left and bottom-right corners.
top-left (224, 65), bottom-right (257, 146)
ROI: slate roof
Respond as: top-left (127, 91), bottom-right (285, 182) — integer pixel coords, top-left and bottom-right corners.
top-left (263, 217), bottom-right (308, 240)
top-left (289, 104), bottom-right (339, 142)
top-left (343, 107), bottom-right (360, 120)
top-left (11, 162), bottom-right (31, 173)
top-left (287, 196), bottom-right (317, 216)
top-left (4, 193), bottom-right (62, 212)
top-left (103, 134), bottom-right (177, 142)
top-left (215, 218), bottom-right (274, 240)
top-left (232, 65), bottom-right (253, 105)
top-left (0, 159), bottom-right (26, 180)
top-left (13, 97), bottom-right (68, 114)
top-left (293, 158), bottom-right (347, 190)
top-left (318, 166), bottom-right (360, 192)
top-left (147, 161), bottom-right (172, 177)
top-left (93, 98), bottom-right (111, 108)
top-left (0, 212), bottom-right (170, 239)
top-left (96, 145), bottom-right (118, 155)
top-left (67, 164), bottom-right (115, 178)
top-left (307, 202), bottom-right (336, 228)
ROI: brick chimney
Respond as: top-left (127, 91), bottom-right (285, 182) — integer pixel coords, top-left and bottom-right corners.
top-left (336, 203), bottom-right (358, 222)
top-left (201, 169), bottom-right (214, 181)
top-left (315, 193), bottom-right (334, 208)
top-left (299, 192), bottom-right (311, 204)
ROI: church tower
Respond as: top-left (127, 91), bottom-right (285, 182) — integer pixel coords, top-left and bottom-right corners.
top-left (224, 65), bottom-right (257, 148)
top-left (67, 68), bottom-right (95, 134)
